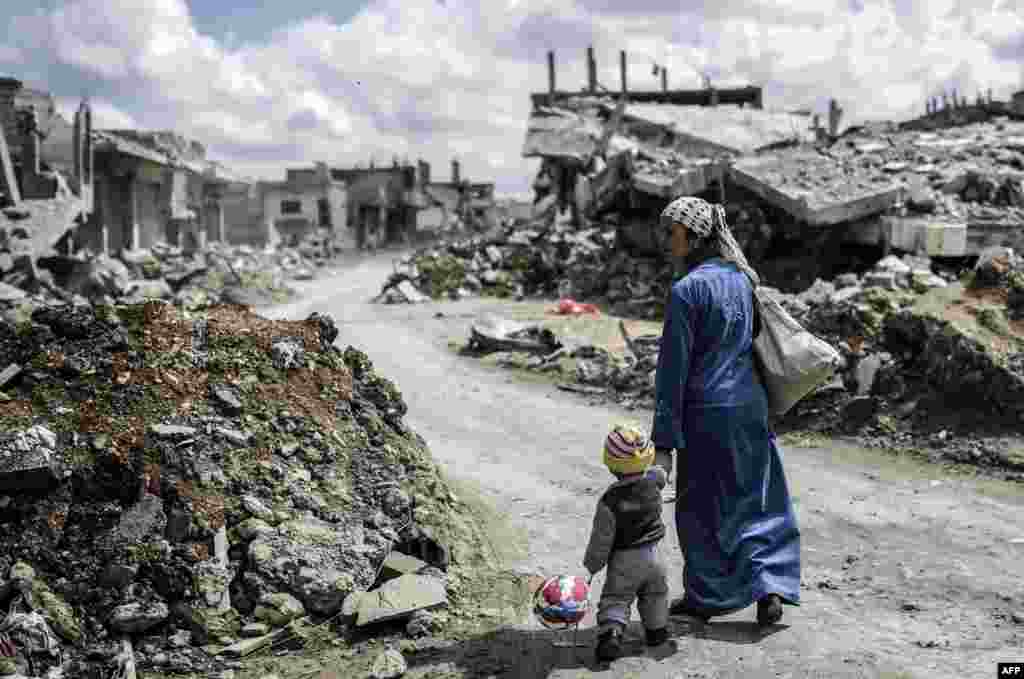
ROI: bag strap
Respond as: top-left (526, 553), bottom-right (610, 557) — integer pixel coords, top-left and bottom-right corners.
top-left (751, 285), bottom-right (763, 340)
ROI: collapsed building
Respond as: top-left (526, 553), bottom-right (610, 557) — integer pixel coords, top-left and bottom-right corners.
top-left (522, 48), bottom-right (1024, 291)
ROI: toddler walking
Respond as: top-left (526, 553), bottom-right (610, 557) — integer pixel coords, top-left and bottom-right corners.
top-left (583, 423), bottom-right (670, 662)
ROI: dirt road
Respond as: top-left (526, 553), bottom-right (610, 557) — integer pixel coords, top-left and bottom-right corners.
top-left (262, 252), bottom-right (1024, 679)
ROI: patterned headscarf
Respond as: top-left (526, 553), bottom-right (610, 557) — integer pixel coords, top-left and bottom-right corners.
top-left (660, 196), bottom-right (761, 287)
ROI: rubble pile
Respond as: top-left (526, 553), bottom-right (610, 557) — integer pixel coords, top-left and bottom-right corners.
top-left (0, 299), bottom-right (497, 677)
top-left (376, 218), bottom-right (621, 306)
top-left (837, 119), bottom-right (1024, 221)
top-left (462, 249), bottom-right (1024, 477)
top-left (0, 229), bottom-right (342, 312)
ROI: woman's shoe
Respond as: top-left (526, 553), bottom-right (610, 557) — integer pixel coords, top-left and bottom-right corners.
top-left (645, 627), bottom-right (669, 647)
top-left (668, 598), bottom-right (711, 622)
top-left (756, 594), bottom-right (783, 627)
top-left (595, 626), bottom-right (623, 662)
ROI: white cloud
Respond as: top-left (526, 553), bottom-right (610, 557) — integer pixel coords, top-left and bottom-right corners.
top-left (2, 0), bottom-right (1023, 195)
top-left (0, 45), bottom-right (24, 63)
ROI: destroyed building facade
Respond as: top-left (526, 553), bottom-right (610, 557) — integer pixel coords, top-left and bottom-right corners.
top-left (421, 159), bottom-right (497, 232)
top-left (331, 159), bottom-right (433, 249)
top-left (0, 77), bottom-right (93, 262)
top-left (253, 162), bottom-right (350, 249)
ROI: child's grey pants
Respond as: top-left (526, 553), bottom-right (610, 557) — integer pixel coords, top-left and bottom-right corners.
top-left (597, 542), bottom-right (669, 633)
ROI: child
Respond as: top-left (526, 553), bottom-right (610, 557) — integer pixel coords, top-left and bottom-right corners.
top-left (583, 423), bottom-right (670, 662)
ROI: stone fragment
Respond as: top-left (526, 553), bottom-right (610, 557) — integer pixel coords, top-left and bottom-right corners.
top-left (109, 600), bottom-right (170, 634)
top-left (0, 425), bottom-right (61, 492)
top-left (370, 649), bottom-right (407, 679)
top-left (235, 518), bottom-right (274, 542)
top-left (396, 280), bottom-right (428, 304)
top-left (0, 282), bottom-right (26, 302)
top-left (240, 622), bottom-right (269, 638)
top-left (217, 427), bottom-right (251, 446)
top-left (854, 355), bottom-right (884, 397)
top-left (210, 384), bottom-right (243, 415)
top-left (270, 337), bottom-right (305, 370)
top-left (0, 364), bottom-right (20, 389)
top-left (241, 495), bottom-right (276, 523)
top-left (356, 574), bottom-right (448, 627)
top-left (149, 424), bottom-right (197, 440)
top-left (380, 552), bottom-right (429, 581)
top-left (294, 567), bottom-right (355, 616)
top-left (253, 592), bottom-right (305, 627)
top-left (123, 279), bottom-right (173, 300)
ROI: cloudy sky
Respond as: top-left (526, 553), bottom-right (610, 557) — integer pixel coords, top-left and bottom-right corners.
top-left (0, 0), bottom-right (1021, 197)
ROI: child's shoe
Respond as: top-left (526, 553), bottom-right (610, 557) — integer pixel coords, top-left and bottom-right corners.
top-left (595, 626), bottom-right (623, 662)
top-left (645, 627), bottom-right (668, 647)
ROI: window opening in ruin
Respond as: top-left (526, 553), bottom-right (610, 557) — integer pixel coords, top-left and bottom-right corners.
top-left (317, 197), bottom-right (330, 227)
top-left (280, 199), bottom-right (301, 214)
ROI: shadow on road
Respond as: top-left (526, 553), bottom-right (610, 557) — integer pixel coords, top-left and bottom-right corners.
top-left (405, 616), bottom-right (787, 678)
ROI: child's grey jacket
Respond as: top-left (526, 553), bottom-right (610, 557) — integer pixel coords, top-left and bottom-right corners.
top-left (583, 466), bottom-right (668, 575)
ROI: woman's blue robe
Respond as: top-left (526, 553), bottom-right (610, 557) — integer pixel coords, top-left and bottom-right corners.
top-left (651, 258), bottom-right (801, 613)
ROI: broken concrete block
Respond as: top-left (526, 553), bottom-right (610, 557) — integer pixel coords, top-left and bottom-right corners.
top-left (270, 337), bottom-right (305, 370)
top-left (380, 552), bottom-right (429, 581)
top-left (396, 280), bottom-right (428, 304)
top-left (356, 574), bottom-right (448, 627)
top-left (0, 425), bottom-right (61, 492)
top-left (863, 271), bottom-right (898, 290)
top-left (854, 355), bottom-right (884, 397)
top-left (834, 273), bottom-right (860, 289)
top-left (370, 648), bottom-right (407, 679)
top-left (0, 363), bottom-right (21, 389)
top-left (254, 592), bottom-right (305, 627)
top-left (108, 599), bottom-right (170, 634)
top-left (210, 384), bottom-right (242, 416)
top-left (874, 255), bottom-right (911, 275)
top-left (149, 424), bottom-right (197, 440)
top-left (123, 279), bottom-right (173, 300)
top-left (0, 281), bottom-right (26, 302)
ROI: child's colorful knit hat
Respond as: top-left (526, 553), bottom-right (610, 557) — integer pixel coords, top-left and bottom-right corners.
top-left (603, 423), bottom-right (655, 475)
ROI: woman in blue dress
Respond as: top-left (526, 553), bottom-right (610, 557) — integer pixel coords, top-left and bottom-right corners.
top-left (650, 196), bottom-right (801, 627)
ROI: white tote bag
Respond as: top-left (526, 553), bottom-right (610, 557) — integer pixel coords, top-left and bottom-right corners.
top-left (752, 288), bottom-right (843, 417)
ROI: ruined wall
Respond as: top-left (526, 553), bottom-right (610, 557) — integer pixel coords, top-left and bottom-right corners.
top-left (221, 184), bottom-right (257, 245)
top-left (328, 183), bottom-right (354, 249)
top-left (261, 186), bottom-right (318, 243)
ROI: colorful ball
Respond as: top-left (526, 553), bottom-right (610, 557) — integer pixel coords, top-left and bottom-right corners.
top-left (533, 574), bottom-right (591, 629)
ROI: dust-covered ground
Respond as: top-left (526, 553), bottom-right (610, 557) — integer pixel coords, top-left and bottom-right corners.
top-left (262, 251), bottom-right (1024, 679)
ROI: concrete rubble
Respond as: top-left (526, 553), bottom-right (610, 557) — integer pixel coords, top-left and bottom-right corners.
top-left (0, 228), bottom-right (345, 312)
top-left (459, 247), bottom-right (1024, 478)
top-left (0, 299), bottom-right (500, 677)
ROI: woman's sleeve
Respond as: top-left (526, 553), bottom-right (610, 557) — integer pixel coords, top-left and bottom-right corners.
top-left (651, 282), bottom-right (696, 451)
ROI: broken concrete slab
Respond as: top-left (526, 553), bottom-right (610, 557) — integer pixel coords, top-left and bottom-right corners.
top-left (0, 425), bottom-right (62, 492)
top-left (380, 552), bottom-right (429, 581)
top-left (356, 574), bottom-right (448, 627)
top-left (0, 363), bottom-right (21, 388)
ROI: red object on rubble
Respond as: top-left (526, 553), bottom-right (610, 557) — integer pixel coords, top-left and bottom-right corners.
top-left (551, 298), bottom-right (600, 316)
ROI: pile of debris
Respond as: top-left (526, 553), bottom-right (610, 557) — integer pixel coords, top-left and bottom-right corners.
top-left (0, 229), bottom-right (343, 311)
top-left (461, 249), bottom-right (1024, 477)
top-left (375, 217), bottom-right (623, 306)
top-left (832, 120), bottom-right (1024, 220)
top-left (0, 299), bottom-right (498, 677)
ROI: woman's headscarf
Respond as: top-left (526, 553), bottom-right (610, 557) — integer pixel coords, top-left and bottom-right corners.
top-left (660, 196), bottom-right (761, 287)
